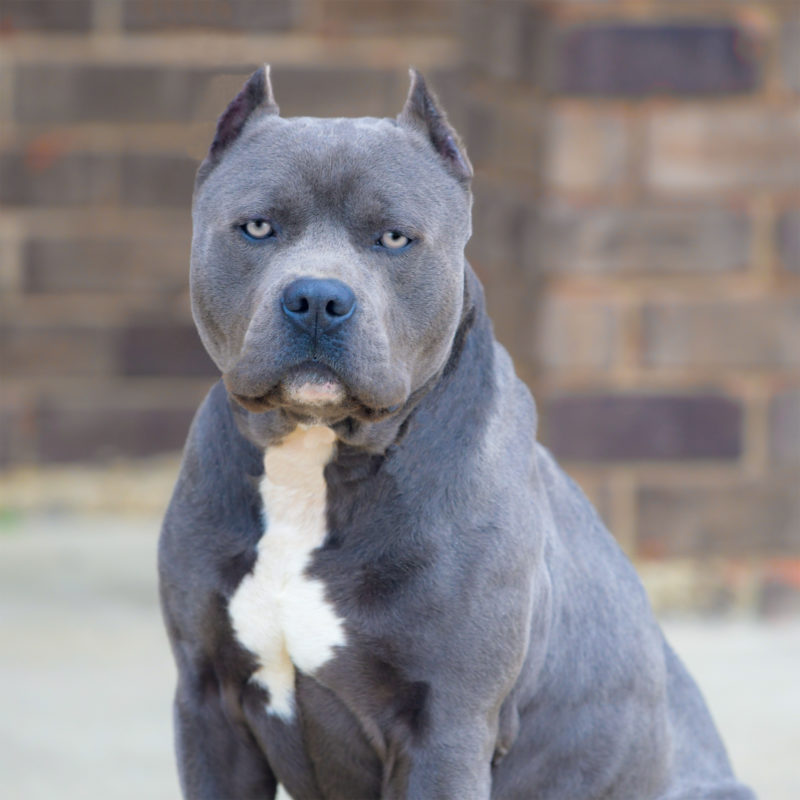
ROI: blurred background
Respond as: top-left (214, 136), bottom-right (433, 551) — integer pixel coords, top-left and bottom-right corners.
top-left (0, 1), bottom-right (798, 798)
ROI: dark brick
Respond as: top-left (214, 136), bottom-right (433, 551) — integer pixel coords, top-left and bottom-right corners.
top-left (456, 90), bottom-right (544, 176)
top-left (273, 67), bottom-right (405, 118)
top-left (542, 393), bottom-right (743, 462)
top-left (0, 387), bottom-right (37, 465)
top-left (552, 24), bottom-right (761, 96)
top-left (0, 405), bottom-right (16, 466)
top-left (320, 0), bottom-right (454, 35)
top-left (769, 389), bottom-right (800, 466)
top-left (22, 235), bottom-right (190, 294)
top-left (0, 0), bottom-right (92, 32)
top-left (120, 153), bottom-right (196, 207)
top-left (458, 98), bottom-right (496, 169)
top-left (468, 175), bottom-right (538, 271)
top-left (117, 324), bottom-right (216, 377)
top-left (536, 203), bottom-right (750, 275)
top-left (638, 480), bottom-right (800, 558)
top-left (123, 0), bottom-right (293, 32)
top-left (777, 210), bottom-right (800, 273)
top-left (0, 151), bottom-right (118, 207)
top-left (14, 65), bottom-right (218, 125)
top-left (463, 1), bottom-right (548, 85)
top-left (643, 299), bottom-right (800, 369)
top-left (0, 324), bottom-right (113, 376)
top-left (35, 401), bottom-right (196, 462)
top-left (780, 13), bottom-right (800, 93)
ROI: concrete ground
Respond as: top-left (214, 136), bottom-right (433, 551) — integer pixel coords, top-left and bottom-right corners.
top-left (0, 513), bottom-right (797, 800)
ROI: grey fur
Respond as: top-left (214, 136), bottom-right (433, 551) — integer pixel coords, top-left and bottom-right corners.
top-left (160, 67), bottom-right (756, 799)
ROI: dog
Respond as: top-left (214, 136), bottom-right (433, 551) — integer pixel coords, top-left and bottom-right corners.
top-left (159, 66), bottom-right (756, 799)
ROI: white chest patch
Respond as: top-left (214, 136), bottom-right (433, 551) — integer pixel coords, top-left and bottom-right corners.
top-left (228, 425), bottom-right (346, 721)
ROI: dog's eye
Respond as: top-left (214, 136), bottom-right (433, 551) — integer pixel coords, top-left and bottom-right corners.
top-left (378, 230), bottom-right (410, 250)
top-left (241, 219), bottom-right (274, 240)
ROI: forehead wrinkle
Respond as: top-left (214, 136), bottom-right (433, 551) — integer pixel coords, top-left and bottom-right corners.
top-left (203, 114), bottom-right (465, 235)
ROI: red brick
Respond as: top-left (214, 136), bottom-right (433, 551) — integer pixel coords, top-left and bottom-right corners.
top-left (647, 108), bottom-right (800, 192)
top-left (545, 107), bottom-right (631, 193)
top-left (777, 210), bottom-right (800, 274)
top-left (542, 393), bottom-right (743, 462)
top-left (0, 323), bottom-right (115, 377)
top-left (638, 479), bottom-right (800, 557)
top-left (758, 560), bottom-right (800, 617)
top-left (552, 24), bottom-right (761, 96)
top-left (0, 151), bottom-right (119, 207)
top-left (536, 296), bottom-right (620, 371)
top-left (22, 235), bottom-right (190, 295)
top-left (642, 299), bottom-right (800, 369)
top-left (536, 202), bottom-right (750, 275)
top-left (35, 400), bottom-right (197, 462)
top-left (769, 389), bottom-right (800, 466)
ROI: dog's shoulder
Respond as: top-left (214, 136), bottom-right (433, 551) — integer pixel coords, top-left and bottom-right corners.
top-left (164, 381), bottom-right (262, 522)
top-left (159, 381), bottom-right (264, 610)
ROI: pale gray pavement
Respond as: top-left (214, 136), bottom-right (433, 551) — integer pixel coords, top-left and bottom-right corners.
top-left (0, 513), bottom-right (797, 800)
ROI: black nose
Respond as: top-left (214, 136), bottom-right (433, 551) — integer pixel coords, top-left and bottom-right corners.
top-left (281, 277), bottom-right (357, 334)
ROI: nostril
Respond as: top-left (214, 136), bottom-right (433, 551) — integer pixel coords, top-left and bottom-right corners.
top-left (283, 292), bottom-right (309, 315)
top-left (326, 299), bottom-right (346, 317)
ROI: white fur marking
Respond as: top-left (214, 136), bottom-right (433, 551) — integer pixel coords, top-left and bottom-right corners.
top-left (228, 425), bottom-right (345, 721)
top-left (276, 784), bottom-right (294, 800)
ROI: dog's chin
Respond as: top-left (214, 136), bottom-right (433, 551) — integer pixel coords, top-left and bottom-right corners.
top-left (229, 363), bottom-right (405, 423)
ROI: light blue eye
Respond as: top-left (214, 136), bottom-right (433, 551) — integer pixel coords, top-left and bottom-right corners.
top-left (378, 231), bottom-right (411, 250)
top-left (241, 219), bottom-right (274, 240)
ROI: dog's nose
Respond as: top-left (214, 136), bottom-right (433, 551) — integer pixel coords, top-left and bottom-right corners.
top-left (281, 277), bottom-right (357, 333)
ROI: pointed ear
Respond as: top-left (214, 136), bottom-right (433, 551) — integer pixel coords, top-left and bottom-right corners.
top-left (197, 65), bottom-right (279, 184)
top-left (398, 68), bottom-right (472, 185)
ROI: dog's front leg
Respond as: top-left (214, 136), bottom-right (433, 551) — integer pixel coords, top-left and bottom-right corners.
top-left (173, 675), bottom-right (277, 800)
top-left (382, 714), bottom-right (494, 800)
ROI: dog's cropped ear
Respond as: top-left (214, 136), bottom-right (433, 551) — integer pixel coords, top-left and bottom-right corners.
top-left (197, 65), bottom-right (279, 185)
top-left (398, 68), bottom-right (472, 185)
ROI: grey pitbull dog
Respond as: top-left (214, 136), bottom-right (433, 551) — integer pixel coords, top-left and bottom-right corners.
top-left (159, 66), bottom-right (756, 800)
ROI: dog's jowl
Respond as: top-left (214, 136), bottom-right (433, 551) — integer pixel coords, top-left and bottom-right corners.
top-left (159, 66), bottom-right (756, 799)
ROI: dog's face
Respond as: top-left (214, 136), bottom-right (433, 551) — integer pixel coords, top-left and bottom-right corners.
top-left (191, 67), bottom-right (472, 424)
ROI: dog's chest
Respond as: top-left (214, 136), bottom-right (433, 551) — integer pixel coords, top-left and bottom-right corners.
top-left (228, 425), bottom-right (345, 720)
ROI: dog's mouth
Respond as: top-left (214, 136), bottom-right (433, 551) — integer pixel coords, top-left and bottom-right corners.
top-left (227, 362), bottom-right (403, 422)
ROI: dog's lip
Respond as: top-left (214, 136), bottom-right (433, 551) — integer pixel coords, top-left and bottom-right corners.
top-left (282, 363), bottom-right (346, 406)
top-left (226, 363), bottom-right (405, 419)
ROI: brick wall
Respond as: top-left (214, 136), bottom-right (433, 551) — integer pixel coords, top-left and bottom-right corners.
top-left (459, 1), bottom-right (800, 586)
top-left (1, 1), bottom-right (798, 579)
top-left (0, 0), bottom-right (460, 464)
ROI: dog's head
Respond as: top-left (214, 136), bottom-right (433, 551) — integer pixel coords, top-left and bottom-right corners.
top-left (191, 66), bottom-right (472, 425)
